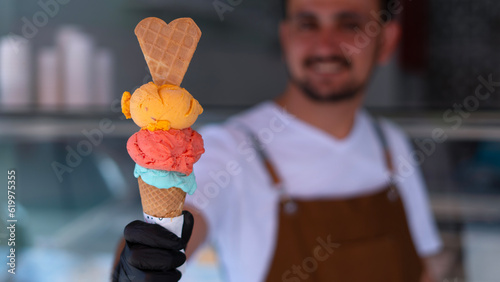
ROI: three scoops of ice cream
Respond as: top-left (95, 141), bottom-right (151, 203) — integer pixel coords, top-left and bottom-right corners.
top-left (121, 17), bottom-right (205, 219)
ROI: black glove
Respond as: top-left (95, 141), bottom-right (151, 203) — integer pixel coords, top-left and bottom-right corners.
top-left (113, 210), bottom-right (194, 282)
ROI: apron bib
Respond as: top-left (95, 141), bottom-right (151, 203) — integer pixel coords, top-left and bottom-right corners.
top-left (265, 185), bottom-right (423, 282)
top-left (240, 117), bottom-right (423, 282)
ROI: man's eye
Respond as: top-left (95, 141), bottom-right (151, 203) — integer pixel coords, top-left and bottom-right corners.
top-left (298, 22), bottom-right (318, 30)
top-left (340, 22), bottom-right (360, 30)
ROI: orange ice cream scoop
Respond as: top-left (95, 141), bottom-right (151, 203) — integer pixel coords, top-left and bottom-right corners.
top-left (127, 127), bottom-right (205, 175)
top-left (122, 82), bottom-right (203, 131)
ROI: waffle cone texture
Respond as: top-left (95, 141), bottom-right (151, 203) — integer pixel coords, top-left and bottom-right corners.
top-left (138, 176), bottom-right (186, 218)
top-left (134, 17), bottom-right (201, 87)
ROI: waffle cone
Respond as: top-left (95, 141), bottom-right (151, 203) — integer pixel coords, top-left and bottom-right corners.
top-left (135, 17), bottom-right (201, 86)
top-left (138, 176), bottom-right (186, 218)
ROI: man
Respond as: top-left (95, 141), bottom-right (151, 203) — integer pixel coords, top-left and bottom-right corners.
top-left (114, 0), bottom-right (442, 281)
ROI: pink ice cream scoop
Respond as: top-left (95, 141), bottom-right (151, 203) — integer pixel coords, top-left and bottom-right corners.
top-left (127, 127), bottom-right (204, 175)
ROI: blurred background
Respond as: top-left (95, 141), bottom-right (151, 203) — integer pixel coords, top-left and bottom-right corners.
top-left (0, 0), bottom-right (499, 281)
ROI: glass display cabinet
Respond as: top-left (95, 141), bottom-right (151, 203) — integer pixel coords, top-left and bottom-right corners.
top-left (1, 0), bottom-right (499, 281)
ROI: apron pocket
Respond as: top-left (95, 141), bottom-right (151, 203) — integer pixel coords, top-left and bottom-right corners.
top-left (322, 235), bottom-right (403, 282)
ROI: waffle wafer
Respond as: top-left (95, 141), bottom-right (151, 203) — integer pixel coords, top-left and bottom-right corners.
top-left (135, 17), bottom-right (201, 86)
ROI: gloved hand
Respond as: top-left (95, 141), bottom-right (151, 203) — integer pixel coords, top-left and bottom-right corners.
top-left (113, 210), bottom-right (194, 282)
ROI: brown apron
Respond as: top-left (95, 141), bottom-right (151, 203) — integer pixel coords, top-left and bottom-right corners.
top-left (244, 119), bottom-right (423, 282)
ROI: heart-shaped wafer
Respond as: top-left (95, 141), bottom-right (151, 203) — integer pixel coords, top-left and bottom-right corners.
top-left (135, 17), bottom-right (201, 86)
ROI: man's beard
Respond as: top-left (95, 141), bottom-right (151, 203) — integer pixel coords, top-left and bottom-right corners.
top-left (289, 55), bottom-right (365, 103)
top-left (293, 78), bottom-right (365, 102)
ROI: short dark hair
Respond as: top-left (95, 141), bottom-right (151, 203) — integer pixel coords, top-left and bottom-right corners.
top-left (281, 0), bottom-right (397, 22)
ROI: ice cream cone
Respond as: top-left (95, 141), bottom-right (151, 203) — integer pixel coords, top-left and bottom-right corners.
top-left (138, 176), bottom-right (186, 218)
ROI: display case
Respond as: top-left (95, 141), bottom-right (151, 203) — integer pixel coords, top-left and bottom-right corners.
top-left (1, 0), bottom-right (500, 281)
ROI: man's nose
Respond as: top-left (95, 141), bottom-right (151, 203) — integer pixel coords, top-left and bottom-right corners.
top-left (315, 27), bottom-right (341, 55)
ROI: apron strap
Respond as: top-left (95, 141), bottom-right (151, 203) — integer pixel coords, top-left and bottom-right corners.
top-left (372, 117), bottom-right (399, 200)
top-left (237, 115), bottom-right (395, 187)
top-left (235, 123), bottom-right (282, 186)
top-left (372, 117), bottom-right (395, 174)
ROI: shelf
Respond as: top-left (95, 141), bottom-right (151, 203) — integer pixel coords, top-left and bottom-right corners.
top-left (2, 108), bottom-right (500, 141)
top-left (431, 192), bottom-right (500, 223)
top-left (373, 109), bottom-right (500, 141)
top-left (0, 106), bottom-right (242, 141)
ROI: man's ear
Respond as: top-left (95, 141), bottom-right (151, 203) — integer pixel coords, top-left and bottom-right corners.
top-left (279, 21), bottom-right (289, 55)
top-left (377, 21), bottom-right (402, 64)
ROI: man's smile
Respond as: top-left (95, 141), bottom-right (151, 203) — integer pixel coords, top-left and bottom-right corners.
top-left (311, 61), bottom-right (344, 75)
top-left (304, 56), bottom-right (351, 77)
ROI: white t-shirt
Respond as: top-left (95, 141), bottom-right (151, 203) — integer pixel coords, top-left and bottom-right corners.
top-left (186, 101), bottom-right (442, 282)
